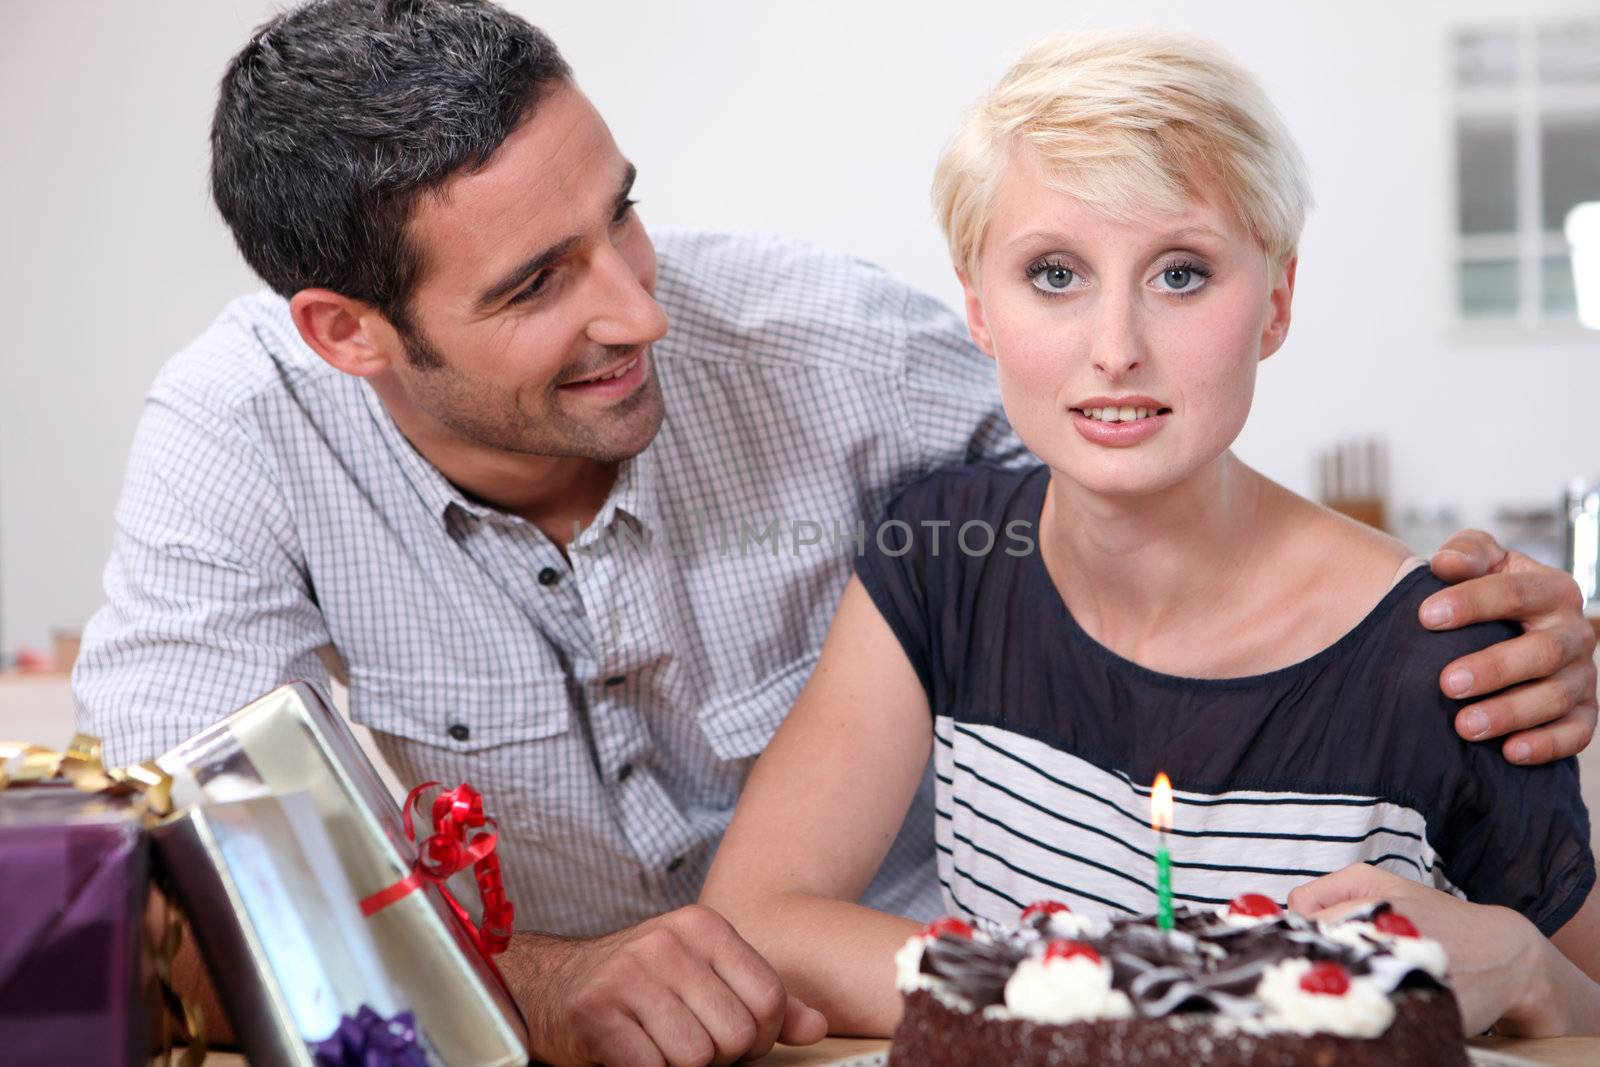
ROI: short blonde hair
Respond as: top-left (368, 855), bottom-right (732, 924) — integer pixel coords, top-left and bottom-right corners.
top-left (932, 29), bottom-right (1312, 281)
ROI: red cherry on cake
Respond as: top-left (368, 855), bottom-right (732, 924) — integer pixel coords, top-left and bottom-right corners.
top-left (925, 917), bottom-right (974, 940)
top-left (1227, 893), bottom-right (1282, 918)
top-left (1044, 940), bottom-right (1102, 966)
top-left (1298, 962), bottom-right (1352, 996)
top-left (1021, 900), bottom-right (1072, 921)
top-left (1374, 911), bottom-right (1421, 938)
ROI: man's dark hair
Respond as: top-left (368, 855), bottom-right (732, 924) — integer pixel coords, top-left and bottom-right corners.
top-left (210, 0), bottom-right (570, 365)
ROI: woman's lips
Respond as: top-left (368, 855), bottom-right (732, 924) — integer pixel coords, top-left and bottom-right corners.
top-left (558, 349), bottom-right (649, 400)
top-left (1070, 408), bottom-right (1169, 446)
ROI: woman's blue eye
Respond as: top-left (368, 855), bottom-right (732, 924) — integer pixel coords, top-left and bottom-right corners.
top-left (1031, 265), bottom-right (1074, 292)
top-left (1156, 261), bottom-right (1211, 294)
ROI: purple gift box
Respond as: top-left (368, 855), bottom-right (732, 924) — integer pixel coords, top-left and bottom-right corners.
top-left (0, 782), bottom-right (152, 1065)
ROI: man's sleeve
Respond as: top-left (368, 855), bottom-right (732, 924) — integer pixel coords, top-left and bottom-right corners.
top-left (73, 389), bottom-right (332, 765)
top-left (897, 284), bottom-right (1028, 469)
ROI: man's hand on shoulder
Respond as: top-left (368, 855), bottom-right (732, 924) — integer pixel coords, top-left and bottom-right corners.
top-left (1421, 529), bottom-right (1597, 765)
top-left (501, 905), bottom-right (827, 1067)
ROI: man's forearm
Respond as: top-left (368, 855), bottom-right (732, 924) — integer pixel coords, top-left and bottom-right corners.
top-left (493, 930), bottom-right (585, 1057)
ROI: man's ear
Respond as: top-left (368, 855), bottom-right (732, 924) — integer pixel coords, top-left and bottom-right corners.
top-left (288, 288), bottom-right (400, 378)
top-left (1258, 254), bottom-right (1297, 362)
top-left (958, 270), bottom-right (997, 359)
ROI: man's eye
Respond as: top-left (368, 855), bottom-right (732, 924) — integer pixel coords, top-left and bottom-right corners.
top-left (507, 271), bottom-right (550, 306)
top-left (612, 198), bottom-right (638, 225)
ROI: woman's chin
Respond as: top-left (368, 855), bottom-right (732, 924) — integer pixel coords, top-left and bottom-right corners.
top-left (1041, 457), bottom-right (1198, 501)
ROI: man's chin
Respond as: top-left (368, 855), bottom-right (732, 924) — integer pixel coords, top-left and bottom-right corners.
top-left (561, 381), bottom-right (665, 463)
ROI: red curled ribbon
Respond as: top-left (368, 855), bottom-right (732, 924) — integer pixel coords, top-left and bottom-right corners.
top-left (359, 781), bottom-right (515, 958)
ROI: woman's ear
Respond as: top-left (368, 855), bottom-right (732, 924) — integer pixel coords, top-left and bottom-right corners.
top-left (288, 288), bottom-right (399, 378)
top-left (1258, 255), bottom-right (1298, 362)
top-left (958, 270), bottom-right (997, 359)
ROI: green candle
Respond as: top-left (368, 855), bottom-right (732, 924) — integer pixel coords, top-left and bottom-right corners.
top-left (1153, 772), bottom-right (1174, 931)
top-left (1156, 838), bottom-right (1174, 931)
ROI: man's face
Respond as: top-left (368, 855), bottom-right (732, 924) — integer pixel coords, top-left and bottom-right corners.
top-left (378, 82), bottom-right (669, 463)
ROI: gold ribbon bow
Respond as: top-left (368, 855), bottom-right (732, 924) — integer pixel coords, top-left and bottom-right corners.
top-left (0, 732), bottom-right (173, 815)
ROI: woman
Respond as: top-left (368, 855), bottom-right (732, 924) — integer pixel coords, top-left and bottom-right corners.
top-left (700, 29), bottom-right (1599, 1037)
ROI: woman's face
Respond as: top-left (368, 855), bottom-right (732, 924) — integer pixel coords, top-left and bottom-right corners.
top-left (963, 150), bottom-right (1295, 499)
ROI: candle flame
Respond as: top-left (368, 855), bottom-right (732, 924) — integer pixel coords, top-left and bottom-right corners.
top-left (1151, 772), bottom-right (1173, 833)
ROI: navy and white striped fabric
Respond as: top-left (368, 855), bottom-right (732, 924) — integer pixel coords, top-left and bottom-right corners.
top-left (73, 230), bottom-right (1025, 937)
top-left (857, 464), bottom-right (1594, 937)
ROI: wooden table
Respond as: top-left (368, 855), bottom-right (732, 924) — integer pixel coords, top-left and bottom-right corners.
top-left (173, 1033), bottom-right (1600, 1064)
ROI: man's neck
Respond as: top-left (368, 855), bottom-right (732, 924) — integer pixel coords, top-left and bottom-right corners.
top-left (448, 449), bottom-right (619, 549)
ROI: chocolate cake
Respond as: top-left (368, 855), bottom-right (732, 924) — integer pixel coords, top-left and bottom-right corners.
top-left (889, 895), bottom-right (1468, 1066)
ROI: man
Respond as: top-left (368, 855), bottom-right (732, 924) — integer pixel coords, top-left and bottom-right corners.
top-left (74, 2), bottom-right (1597, 1065)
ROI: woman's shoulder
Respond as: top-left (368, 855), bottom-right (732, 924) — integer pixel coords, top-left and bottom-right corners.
top-left (1365, 566), bottom-right (1520, 669)
top-left (1270, 481), bottom-right (1414, 583)
top-left (1268, 487), bottom-right (1518, 665)
top-left (1249, 483), bottom-right (1424, 661)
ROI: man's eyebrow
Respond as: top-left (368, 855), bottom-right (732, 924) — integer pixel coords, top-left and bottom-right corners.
top-left (473, 162), bottom-right (639, 313)
top-left (474, 235), bottom-right (581, 312)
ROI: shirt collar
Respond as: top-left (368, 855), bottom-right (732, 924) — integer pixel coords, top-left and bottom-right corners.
top-left (581, 444), bottom-right (660, 548)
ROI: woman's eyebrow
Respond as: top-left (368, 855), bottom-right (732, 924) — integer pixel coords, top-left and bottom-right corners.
top-left (1007, 224), bottom-right (1226, 250)
top-left (1158, 225), bottom-right (1226, 243)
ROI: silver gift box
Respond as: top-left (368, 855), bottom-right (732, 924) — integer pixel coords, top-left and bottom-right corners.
top-left (151, 791), bottom-right (431, 1066)
top-left (158, 683), bottom-right (528, 1067)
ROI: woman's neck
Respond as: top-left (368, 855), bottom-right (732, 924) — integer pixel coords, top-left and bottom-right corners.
top-left (1039, 451), bottom-right (1271, 657)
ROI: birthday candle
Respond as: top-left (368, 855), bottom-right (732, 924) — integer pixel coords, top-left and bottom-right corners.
top-left (1152, 772), bottom-right (1174, 932)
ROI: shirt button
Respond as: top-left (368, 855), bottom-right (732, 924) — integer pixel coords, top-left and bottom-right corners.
top-left (666, 856), bottom-right (685, 874)
top-left (537, 567), bottom-right (560, 586)
top-left (617, 763), bottom-right (634, 783)
top-left (447, 723), bottom-right (472, 742)
top-left (603, 674), bottom-right (626, 687)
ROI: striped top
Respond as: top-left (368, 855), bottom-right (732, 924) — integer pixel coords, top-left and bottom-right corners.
top-left (856, 463), bottom-right (1594, 937)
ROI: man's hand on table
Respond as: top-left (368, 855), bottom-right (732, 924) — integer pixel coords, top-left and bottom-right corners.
top-left (1425, 530), bottom-right (1597, 764)
top-left (501, 904), bottom-right (828, 1067)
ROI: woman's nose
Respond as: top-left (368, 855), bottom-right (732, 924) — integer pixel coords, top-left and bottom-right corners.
top-left (1089, 293), bottom-right (1146, 378)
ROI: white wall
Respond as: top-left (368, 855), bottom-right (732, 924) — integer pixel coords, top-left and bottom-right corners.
top-left (1, 0), bottom-right (1596, 652)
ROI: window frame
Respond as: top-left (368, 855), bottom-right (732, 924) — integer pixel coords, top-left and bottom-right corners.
top-left (1449, 16), bottom-right (1600, 339)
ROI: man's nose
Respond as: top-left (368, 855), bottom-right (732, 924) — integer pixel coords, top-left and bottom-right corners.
top-left (586, 245), bottom-right (669, 348)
